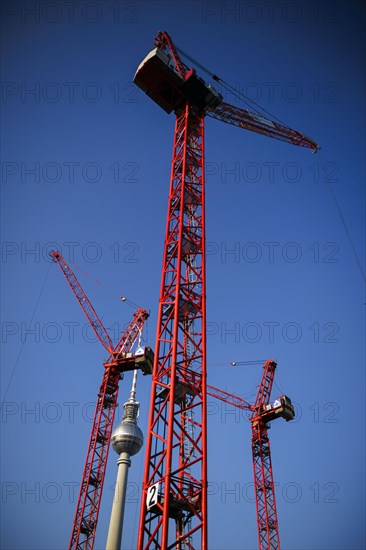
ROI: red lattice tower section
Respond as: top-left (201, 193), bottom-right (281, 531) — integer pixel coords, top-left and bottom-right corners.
top-left (250, 360), bottom-right (279, 550)
top-left (137, 104), bottom-right (207, 550)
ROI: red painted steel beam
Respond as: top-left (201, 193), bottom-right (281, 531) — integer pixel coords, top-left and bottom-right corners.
top-left (206, 102), bottom-right (319, 152)
top-left (206, 384), bottom-right (252, 412)
top-left (137, 103), bottom-right (207, 550)
top-left (154, 31), bottom-right (188, 78)
top-left (251, 360), bottom-right (277, 413)
top-left (251, 423), bottom-right (280, 550)
top-left (50, 250), bottom-right (114, 354)
top-left (250, 360), bottom-right (280, 550)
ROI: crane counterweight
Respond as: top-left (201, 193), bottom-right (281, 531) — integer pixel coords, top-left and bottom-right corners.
top-left (133, 47), bottom-right (222, 114)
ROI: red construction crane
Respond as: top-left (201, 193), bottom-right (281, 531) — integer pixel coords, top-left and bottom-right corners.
top-left (207, 360), bottom-right (295, 550)
top-left (50, 251), bottom-right (153, 550)
top-left (134, 31), bottom-right (318, 550)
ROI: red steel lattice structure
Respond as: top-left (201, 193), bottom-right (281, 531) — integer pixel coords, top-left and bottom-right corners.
top-left (250, 360), bottom-right (283, 550)
top-left (133, 31), bottom-right (317, 550)
top-left (136, 95), bottom-right (208, 549)
top-left (250, 360), bottom-right (281, 550)
top-left (51, 251), bottom-right (149, 550)
top-left (207, 360), bottom-right (294, 550)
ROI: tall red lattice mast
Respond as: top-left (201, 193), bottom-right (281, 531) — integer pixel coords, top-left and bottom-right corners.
top-left (134, 32), bottom-right (210, 550)
top-left (133, 32), bottom-right (317, 550)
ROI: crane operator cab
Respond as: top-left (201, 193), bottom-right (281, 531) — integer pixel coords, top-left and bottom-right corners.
top-left (134, 346), bottom-right (154, 375)
top-left (261, 395), bottom-right (295, 423)
top-left (118, 346), bottom-right (154, 376)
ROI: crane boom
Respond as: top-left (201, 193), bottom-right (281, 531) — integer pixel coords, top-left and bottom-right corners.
top-left (206, 384), bottom-right (252, 412)
top-left (107, 308), bottom-right (149, 360)
top-left (251, 360), bottom-right (277, 413)
top-left (206, 102), bottom-right (319, 151)
top-left (51, 251), bottom-right (114, 354)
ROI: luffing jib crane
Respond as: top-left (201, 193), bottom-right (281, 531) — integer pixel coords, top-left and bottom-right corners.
top-left (207, 360), bottom-right (295, 550)
top-left (133, 31), bottom-right (317, 550)
top-left (50, 251), bottom-right (154, 550)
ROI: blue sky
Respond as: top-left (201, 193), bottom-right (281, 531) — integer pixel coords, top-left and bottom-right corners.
top-left (1, 1), bottom-right (365, 549)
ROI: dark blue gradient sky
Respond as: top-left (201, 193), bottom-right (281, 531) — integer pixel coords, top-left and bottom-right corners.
top-left (1, 2), bottom-right (365, 549)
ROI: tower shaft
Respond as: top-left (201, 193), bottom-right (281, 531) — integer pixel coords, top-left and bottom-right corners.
top-left (106, 377), bottom-right (144, 550)
top-left (106, 452), bottom-right (131, 550)
top-left (137, 103), bottom-right (207, 550)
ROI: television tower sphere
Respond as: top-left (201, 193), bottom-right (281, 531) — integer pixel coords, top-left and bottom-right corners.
top-left (111, 401), bottom-right (143, 456)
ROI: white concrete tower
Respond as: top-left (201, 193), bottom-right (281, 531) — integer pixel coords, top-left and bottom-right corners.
top-left (106, 370), bottom-right (143, 550)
